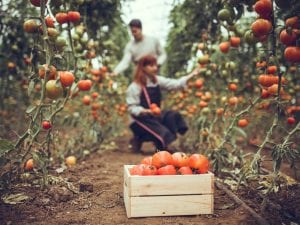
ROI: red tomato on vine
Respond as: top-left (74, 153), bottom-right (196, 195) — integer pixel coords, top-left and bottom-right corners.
top-left (30, 0), bottom-right (48, 7)
top-left (67, 11), bottom-right (81, 23)
top-left (42, 121), bottom-right (52, 130)
top-left (78, 80), bottom-right (93, 91)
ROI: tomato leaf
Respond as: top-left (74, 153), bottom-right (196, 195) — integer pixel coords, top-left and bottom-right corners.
top-left (0, 139), bottom-right (15, 158)
top-left (2, 193), bottom-right (30, 205)
top-left (232, 127), bottom-right (248, 138)
top-left (27, 80), bottom-right (35, 96)
top-left (26, 105), bottom-right (37, 114)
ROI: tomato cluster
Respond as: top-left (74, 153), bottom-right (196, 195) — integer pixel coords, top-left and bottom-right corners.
top-left (252, 0), bottom-right (300, 63)
top-left (130, 151), bottom-right (210, 176)
top-left (55, 11), bottom-right (81, 24)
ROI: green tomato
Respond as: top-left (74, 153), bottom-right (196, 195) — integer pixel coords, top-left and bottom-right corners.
top-left (225, 61), bottom-right (236, 70)
top-left (244, 30), bottom-right (258, 45)
top-left (46, 80), bottom-right (63, 99)
top-left (205, 70), bottom-right (212, 76)
top-left (202, 107), bottom-right (211, 115)
top-left (221, 70), bottom-right (228, 77)
top-left (217, 9), bottom-right (232, 22)
top-left (55, 37), bottom-right (67, 49)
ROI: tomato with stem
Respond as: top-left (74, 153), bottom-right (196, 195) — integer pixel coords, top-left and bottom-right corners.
top-left (172, 152), bottom-right (189, 168)
top-left (152, 151), bottom-right (173, 168)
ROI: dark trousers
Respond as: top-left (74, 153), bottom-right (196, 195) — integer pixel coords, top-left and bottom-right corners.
top-left (130, 110), bottom-right (188, 150)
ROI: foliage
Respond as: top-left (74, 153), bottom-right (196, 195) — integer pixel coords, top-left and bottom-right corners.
top-left (164, 0), bottom-right (300, 195)
top-left (0, 0), bottom-right (128, 111)
top-left (0, 0), bottom-right (129, 190)
top-left (165, 0), bottom-right (223, 76)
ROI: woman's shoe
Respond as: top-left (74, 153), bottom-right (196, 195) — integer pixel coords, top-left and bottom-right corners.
top-left (129, 137), bottom-right (142, 153)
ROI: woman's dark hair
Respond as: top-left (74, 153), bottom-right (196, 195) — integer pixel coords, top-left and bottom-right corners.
top-left (129, 19), bottom-right (142, 29)
top-left (134, 55), bottom-right (157, 86)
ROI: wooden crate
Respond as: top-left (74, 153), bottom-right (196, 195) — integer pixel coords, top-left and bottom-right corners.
top-left (123, 165), bottom-right (214, 218)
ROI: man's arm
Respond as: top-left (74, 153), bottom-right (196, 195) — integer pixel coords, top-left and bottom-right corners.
top-left (155, 38), bottom-right (167, 66)
top-left (113, 42), bottom-right (132, 75)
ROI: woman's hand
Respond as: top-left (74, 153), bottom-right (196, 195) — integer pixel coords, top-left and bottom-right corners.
top-left (186, 67), bottom-right (201, 83)
top-left (191, 67), bottom-right (201, 76)
top-left (140, 109), bottom-right (152, 115)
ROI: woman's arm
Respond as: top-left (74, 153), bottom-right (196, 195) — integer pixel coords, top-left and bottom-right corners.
top-left (126, 83), bottom-right (152, 116)
top-left (157, 68), bottom-right (200, 90)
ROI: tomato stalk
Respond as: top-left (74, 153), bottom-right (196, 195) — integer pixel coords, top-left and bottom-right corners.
top-left (15, 0), bottom-right (72, 186)
top-left (282, 122), bottom-right (300, 146)
top-left (250, 115), bottom-right (278, 173)
top-left (207, 115), bottom-right (218, 149)
top-left (269, 0), bottom-right (284, 120)
top-left (15, 0), bottom-right (50, 150)
top-left (66, 20), bottom-right (76, 71)
top-left (217, 97), bottom-right (260, 150)
top-left (207, 97), bottom-right (260, 175)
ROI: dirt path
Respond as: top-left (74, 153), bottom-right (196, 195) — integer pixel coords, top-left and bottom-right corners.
top-left (0, 136), bottom-right (298, 225)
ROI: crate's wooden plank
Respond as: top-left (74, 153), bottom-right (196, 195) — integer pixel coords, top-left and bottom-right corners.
top-left (123, 184), bottom-right (130, 218)
top-left (130, 175), bottom-right (213, 196)
top-left (124, 165), bottom-right (131, 196)
top-left (128, 194), bottom-right (213, 217)
top-left (124, 165), bottom-right (214, 196)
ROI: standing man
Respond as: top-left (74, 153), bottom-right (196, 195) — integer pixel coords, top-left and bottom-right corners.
top-left (112, 19), bottom-right (167, 76)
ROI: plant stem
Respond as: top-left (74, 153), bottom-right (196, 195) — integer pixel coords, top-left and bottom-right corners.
top-left (218, 97), bottom-right (260, 150)
top-left (251, 116), bottom-right (278, 172)
top-left (282, 122), bottom-right (300, 146)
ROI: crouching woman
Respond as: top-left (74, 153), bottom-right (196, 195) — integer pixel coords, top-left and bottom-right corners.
top-left (126, 54), bottom-right (199, 152)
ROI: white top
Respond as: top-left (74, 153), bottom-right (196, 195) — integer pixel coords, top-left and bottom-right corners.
top-left (114, 35), bottom-right (167, 74)
top-left (126, 74), bottom-right (194, 119)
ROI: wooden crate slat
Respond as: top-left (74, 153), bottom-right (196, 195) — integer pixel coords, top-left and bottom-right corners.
top-left (126, 194), bottom-right (213, 217)
top-left (123, 184), bottom-right (131, 218)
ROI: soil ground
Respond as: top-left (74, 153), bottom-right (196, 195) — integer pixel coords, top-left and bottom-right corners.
top-left (0, 135), bottom-right (299, 225)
